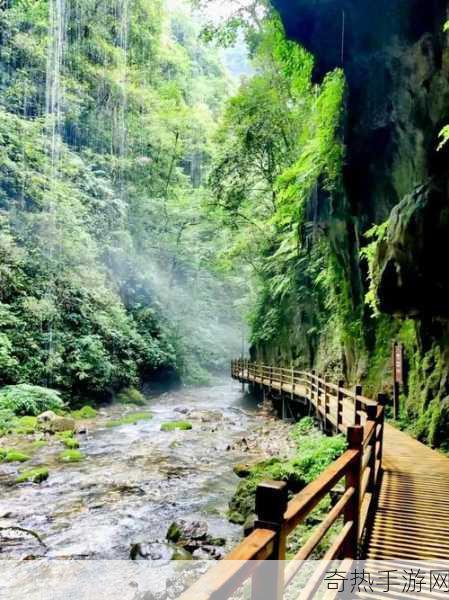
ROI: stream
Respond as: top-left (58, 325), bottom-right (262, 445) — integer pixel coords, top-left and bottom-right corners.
top-left (0, 381), bottom-right (294, 597)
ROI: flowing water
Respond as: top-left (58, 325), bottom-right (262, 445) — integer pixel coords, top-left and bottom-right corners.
top-left (0, 381), bottom-right (293, 563)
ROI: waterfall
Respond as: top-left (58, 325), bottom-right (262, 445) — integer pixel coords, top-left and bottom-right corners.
top-left (115, 0), bottom-right (129, 193)
top-left (44, 0), bottom-right (68, 382)
top-left (46, 0), bottom-right (67, 172)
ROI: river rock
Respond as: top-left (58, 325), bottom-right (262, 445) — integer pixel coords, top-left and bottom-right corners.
top-left (130, 542), bottom-right (192, 562)
top-left (166, 520), bottom-right (226, 555)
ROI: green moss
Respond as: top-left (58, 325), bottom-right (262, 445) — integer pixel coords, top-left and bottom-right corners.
top-left (116, 387), bottom-right (146, 406)
top-left (56, 430), bottom-right (75, 440)
top-left (160, 421), bottom-right (192, 432)
top-left (16, 467), bottom-right (49, 484)
top-left (2, 450), bottom-right (31, 463)
top-left (62, 437), bottom-right (80, 449)
top-left (15, 415), bottom-right (38, 434)
top-left (106, 412), bottom-right (152, 428)
top-left (59, 449), bottom-right (84, 463)
top-left (28, 439), bottom-right (47, 451)
top-left (71, 405), bottom-right (97, 419)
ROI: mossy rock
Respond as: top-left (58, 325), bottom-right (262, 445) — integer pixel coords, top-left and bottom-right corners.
top-left (62, 437), bottom-right (80, 449)
top-left (233, 463), bottom-right (252, 478)
top-left (2, 450), bottom-right (31, 463)
top-left (160, 421), bottom-right (192, 432)
top-left (16, 467), bottom-right (49, 484)
top-left (166, 522), bottom-right (182, 544)
top-left (228, 478), bottom-right (258, 524)
top-left (71, 405), bottom-right (97, 420)
top-left (106, 412), bottom-right (152, 428)
top-left (116, 387), bottom-right (146, 406)
top-left (59, 449), bottom-right (84, 463)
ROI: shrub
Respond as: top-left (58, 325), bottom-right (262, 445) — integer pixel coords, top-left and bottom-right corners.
top-left (0, 409), bottom-right (18, 436)
top-left (0, 385), bottom-right (64, 416)
top-left (116, 387), bottom-right (146, 406)
top-left (71, 405), bottom-right (97, 419)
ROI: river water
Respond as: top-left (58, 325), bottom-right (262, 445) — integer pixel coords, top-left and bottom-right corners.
top-left (0, 381), bottom-right (293, 564)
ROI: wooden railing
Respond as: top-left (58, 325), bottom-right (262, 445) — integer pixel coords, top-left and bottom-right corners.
top-left (180, 361), bottom-right (386, 600)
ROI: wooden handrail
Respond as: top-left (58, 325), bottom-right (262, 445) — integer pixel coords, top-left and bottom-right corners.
top-left (182, 362), bottom-right (387, 599)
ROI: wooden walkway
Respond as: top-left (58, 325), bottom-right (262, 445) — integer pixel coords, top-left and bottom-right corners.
top-left (181, 361), bottom-right (449, 599)
top-left (366, 423), bottom-right (449, 560)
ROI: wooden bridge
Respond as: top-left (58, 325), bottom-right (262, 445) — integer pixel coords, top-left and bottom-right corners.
top-left (180, 360), bottom-right (449, 599)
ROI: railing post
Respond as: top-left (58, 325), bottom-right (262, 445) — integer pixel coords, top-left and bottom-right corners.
top-left (337, 379), bottom-right (344, 429)
top-left (344, 426), bottom-right (363, 558)
top-left (269, 365), bottom-right (273, 392)
top-left (354, 385), bottom-right (363, 425)
top-left (279, 364), bottom-right (283, 392)
top-left (311, 370), bottom-right (316, 405)
top-left (252, 481), bottom-right (288, 600)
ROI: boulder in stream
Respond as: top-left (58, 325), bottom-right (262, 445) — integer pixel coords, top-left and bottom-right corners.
top-left (166, 519), bottom-right (226, 556)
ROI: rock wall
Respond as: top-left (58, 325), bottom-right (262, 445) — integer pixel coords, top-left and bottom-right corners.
top-left (271, 0), bottom-right (449, 446)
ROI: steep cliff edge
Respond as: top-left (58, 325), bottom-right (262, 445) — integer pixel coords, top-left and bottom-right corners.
top-left (270, 0), bottom-right (449, 447)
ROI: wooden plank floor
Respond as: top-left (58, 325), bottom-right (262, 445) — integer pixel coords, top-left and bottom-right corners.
top-left (365, 424), bottom-right (449, 560)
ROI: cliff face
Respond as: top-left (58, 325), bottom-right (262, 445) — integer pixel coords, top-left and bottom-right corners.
top-left (271, 0), bottom-right (449, 446)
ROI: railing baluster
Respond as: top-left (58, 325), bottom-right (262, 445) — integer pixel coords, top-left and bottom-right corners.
top-left (354, 384), bottom-right (363, 425)
top-left (291, 363), bottom-right (295, 399)
top-left (337, 379), bottom-right (344, 429)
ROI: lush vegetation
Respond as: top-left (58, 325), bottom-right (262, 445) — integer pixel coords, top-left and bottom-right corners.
top-left (0, 0), bottom-right (245, 405)
top-left (204, 11), bottom-right (358, 379)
